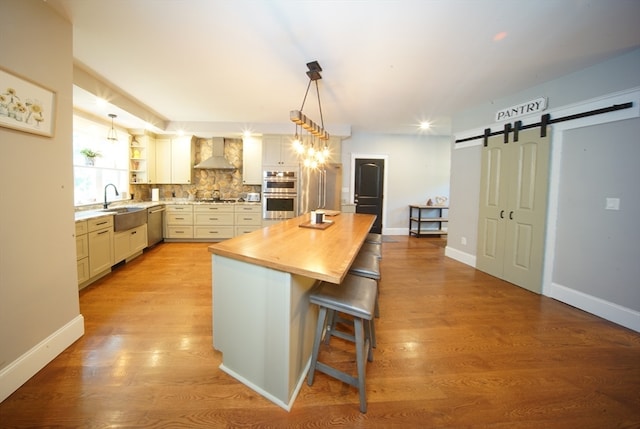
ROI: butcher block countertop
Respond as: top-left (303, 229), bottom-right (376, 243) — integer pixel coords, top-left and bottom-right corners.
top-left (208, 212), bottom-right (376, 284)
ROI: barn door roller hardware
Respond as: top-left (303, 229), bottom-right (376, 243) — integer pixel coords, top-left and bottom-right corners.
top-left (459, 102), bottom-right (634, 147)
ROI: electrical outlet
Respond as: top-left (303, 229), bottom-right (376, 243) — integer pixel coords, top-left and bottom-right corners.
top-left (461, 237), bottom-right (467, 245)
top-left (605, 197), bottom-right (620, 211)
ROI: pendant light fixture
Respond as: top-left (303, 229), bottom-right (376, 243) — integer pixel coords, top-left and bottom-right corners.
top-left (290, 61), bottom-right (330, 169)
top-left (107, 113), bottom-right (118, 141)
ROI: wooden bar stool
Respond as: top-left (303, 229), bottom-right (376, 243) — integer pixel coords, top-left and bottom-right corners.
top-left (307, 274), bottom-right (377, 413)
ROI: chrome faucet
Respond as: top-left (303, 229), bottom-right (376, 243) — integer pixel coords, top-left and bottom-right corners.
top-left (104, 183), bottom-right (119, 209)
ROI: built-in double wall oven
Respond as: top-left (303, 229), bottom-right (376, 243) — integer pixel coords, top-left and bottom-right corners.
top-left (262, 170), bottom-right (298, 220)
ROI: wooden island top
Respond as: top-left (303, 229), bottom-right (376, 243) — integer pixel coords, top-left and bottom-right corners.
top-left (208, 212), bottom-right (376, 284)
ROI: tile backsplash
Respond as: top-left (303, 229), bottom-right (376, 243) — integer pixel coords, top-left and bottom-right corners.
top-left (130, 137), bottom-right (260, 201)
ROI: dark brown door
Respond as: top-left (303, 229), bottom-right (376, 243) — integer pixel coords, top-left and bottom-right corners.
top-left (354, 158), bottom-right (384, 233)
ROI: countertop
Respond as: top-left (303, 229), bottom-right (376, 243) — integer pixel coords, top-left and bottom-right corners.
top-left (208, 212), bottom-right (376, 284)
top-left (74, 200), bottom-right (260, 221)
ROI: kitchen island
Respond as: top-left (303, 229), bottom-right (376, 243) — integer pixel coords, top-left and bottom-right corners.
top-left (208, 212), bottom-right (376, 410)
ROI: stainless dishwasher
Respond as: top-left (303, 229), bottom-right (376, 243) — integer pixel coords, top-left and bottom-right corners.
top-left (147, 205), bottom-right (165, 247)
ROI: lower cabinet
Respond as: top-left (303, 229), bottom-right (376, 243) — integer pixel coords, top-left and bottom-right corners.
top-left (87, 216), bottom-right (114, 279)
top-left (194, 205), bottom-right (234, 240)
top-left (165, 204), bottom-right (194, 239)
top-left (164, 203), bottom-right (263, 241)
top-left (235, 204), bottom-right (262, 235)
top-left (114, 224), bottom-right (148, 264)
top-left (75, 220), bottom-right (89, 286)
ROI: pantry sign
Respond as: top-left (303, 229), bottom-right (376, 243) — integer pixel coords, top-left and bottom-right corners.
top-left (495, 97), bottom-right (547, 122)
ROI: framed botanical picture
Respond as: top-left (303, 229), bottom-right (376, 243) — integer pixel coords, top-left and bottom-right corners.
top-left (0, 66), bottom-right (56, 137)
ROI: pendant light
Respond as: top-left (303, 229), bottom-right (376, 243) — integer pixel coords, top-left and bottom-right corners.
top-left (290, 61), bottom-right (330, 169)
top-left (107, 113), bottom-right (118, 141)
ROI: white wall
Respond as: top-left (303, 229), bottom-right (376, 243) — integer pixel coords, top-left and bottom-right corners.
top-left (341, 132), bottom-right (451, 234)
top-left (446, 48), bottom-right (640, 331)
top-left (0, 0), bottom-right (83, 402)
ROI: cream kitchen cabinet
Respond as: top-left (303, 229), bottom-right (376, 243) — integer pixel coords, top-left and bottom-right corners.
top-left (155, 135), bottom-right (193, 184)
top-left (130, 133), bottom-right (156, 184)
top-left (114, 224), bottom-right (148, 264)
top-left (194, 205), bottom-right (234, 240)
top-left (165, 204), bottom-right (194, 239)
top-left (242, 136), bottom-right (262, 184)
top-left (234, 204), bottom-right (262, 235)
top-left (75, 220), bottom-right (89, 286)
top-left (87, 215), bottom-right (114, 279)
top-left (262, 135), bottom-right (299, 168)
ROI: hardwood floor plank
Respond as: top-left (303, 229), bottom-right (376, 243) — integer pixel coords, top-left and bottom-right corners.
top-left (1, 238), bottom-right (639, 428)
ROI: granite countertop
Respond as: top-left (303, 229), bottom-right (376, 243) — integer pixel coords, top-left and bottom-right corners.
top-left (74, 200), bottom-right (260, 221)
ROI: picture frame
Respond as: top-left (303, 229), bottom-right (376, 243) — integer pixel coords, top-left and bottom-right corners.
top-left (0, 66), bottom-right (56, 137)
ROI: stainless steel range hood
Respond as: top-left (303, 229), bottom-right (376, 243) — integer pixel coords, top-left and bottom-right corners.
top-left (194, 138), bottom-right (235, 170)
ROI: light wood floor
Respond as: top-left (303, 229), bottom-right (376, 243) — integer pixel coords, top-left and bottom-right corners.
top-left (1, 237), bottom-right (639, 428)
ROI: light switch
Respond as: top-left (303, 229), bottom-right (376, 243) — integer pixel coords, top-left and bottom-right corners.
top-left (605, 197), bottom-right (620, 211)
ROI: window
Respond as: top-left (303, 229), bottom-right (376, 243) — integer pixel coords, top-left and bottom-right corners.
top-left (73, 115), bottom-right (129, 206)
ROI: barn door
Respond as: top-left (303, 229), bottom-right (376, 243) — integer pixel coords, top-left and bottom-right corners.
top-left (476, 127), bottom-right (550, 293)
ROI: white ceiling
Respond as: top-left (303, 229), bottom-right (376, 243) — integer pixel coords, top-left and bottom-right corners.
top-left (47, 0), bottom-right (640, 137)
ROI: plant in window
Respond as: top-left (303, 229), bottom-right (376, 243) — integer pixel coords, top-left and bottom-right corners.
top-left (80, 148), bottom-right (101, 166)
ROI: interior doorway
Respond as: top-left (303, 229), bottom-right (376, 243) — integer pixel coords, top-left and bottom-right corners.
top-left (353, 157), bottom-right (385, 234)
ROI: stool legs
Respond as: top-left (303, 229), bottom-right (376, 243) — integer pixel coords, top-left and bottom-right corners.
top-left (308, 304), bottom-right (373, 413)
top-left (307, 306), bottom-right (328, 386)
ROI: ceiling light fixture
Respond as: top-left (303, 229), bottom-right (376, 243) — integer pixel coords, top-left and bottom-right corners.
top-left (106, 113), bottom-right (118, 141)
top-left (290, 60), bottom-right (330, 169)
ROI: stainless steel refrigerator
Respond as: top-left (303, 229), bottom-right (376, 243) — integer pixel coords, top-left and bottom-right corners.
top-left (298, 163), bottom-right (342, 215)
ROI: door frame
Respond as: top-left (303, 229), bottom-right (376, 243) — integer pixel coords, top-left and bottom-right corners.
top-left (350, 153), bottom-right (389, 234)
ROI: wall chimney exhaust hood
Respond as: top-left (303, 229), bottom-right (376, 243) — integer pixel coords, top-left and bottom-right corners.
top-left (194, 138), bottom-right (235, 170)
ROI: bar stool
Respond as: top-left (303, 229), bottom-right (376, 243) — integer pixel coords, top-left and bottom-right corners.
top-left (349, 251), bottom-right (381, 320)
top-left (308, 274), bottom-right (377, 413)
top-left (360, 242), bottom-right (382, 259)
top-left (365, 232), bottom-right (382, 245)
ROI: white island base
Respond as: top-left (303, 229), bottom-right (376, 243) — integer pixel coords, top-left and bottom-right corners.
top-left (212, 254), bottom-right (319, 411)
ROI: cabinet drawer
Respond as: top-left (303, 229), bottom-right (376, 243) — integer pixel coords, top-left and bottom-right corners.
top-left (75, 220), bottom-right (88, 236)
top-left (87, 216), bottom-right (113, 232)
top-left (165, 226), bottom-right (194, 238)
top-left (76, 234), bottom-right (89, 260)
top-left (235, 204), bottom-right (261, 213)
top-left (194, 226), bottom-right (234, 239)
top-left (195, 212), bottom-right (234, 225)
top-left (235, 226), bottom-right (262, 236)
top-left (234, 212), bottom-right (261, 225)
top-left (194, 205), bottom-right (234, 213)
top-left (166, 205), bottom-right (193, 213)
top-left (166, 213), bottom-right (193, 225)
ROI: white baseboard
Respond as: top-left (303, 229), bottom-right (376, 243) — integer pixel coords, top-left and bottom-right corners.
top-left (0, 314), bottom-right (84, 402)
top-left (382, 227), bottom-right (407, 236)
top-left (444, 245), bottom-right (476, 267)
top-left (548, 283), bottom-right (640, 333)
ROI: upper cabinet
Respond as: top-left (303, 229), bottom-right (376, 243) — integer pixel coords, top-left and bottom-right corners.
top-left (130, 134), bottom-right (156, 184)
top-left (242, 136), bottom-right (262, 184)
top-left (262, 135), bottom-right (299, 169)
top-left (155, 135), bottom-right (193, 184)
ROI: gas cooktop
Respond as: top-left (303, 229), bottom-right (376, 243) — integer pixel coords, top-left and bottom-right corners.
top-left (195, 198), bottom-right (237, 203)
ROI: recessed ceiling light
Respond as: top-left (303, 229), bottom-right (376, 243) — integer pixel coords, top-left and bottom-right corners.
top-left (419, 121), bottom-right (431, 130)
top-left (96, 97), bottom-right (107, 108)
top-left (493, 31), bottom-right (508, 42)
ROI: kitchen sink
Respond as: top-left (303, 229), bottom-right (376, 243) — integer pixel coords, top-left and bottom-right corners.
top-left (101, 206), bottom-right (147, 231)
